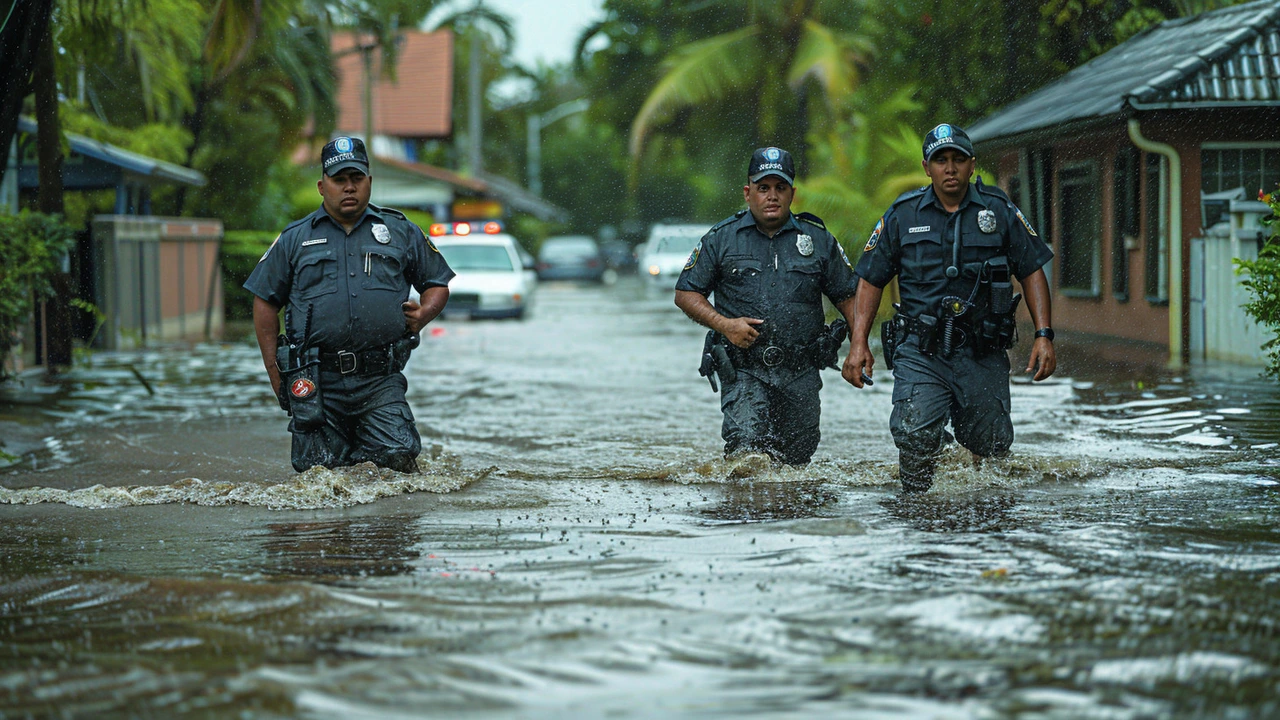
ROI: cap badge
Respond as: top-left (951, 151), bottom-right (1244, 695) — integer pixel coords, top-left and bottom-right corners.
top-left (765, 147), bottom-right (782, 161)
top-left (797, 234), bottom-right (814, 256)
top-left (335, 137), bottom-right (353, 153)
top-left (372, 224), bottom-right (391, 244)
top-left (978, 209), bottom-right (997, 234)
top-left (290, 378), bottom-right (316, 399)
top-left (936, 124), bottom-right (952, 139)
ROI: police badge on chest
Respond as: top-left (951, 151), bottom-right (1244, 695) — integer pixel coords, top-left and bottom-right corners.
top-left (978, 210), bottom-right (997, 234)
top-left (797, 234), bottom-right (813, 256)
top-left (372, 224), bottom-right (392, 244)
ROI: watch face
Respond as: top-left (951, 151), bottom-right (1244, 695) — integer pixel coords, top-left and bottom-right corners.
top-left (1036, 328), bottom-right (1054, 341)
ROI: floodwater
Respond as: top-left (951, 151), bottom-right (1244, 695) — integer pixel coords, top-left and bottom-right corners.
top-left (2, 277), bottom-right (1279, 719)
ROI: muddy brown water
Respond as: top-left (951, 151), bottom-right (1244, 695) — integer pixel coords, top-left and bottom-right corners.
top-left (2, 278), bottom-right (1279, 718)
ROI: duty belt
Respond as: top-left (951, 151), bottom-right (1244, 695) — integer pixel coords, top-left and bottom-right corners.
top-left (318, 346), bottom-right (393, 375)
top-left (732, 343), bottom-right (811, 370)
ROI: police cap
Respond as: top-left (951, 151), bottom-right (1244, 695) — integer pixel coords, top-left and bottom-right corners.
top-left (748, 147), bottom-right (795, 185)
top-left (322, 136), bottom-right (370, 176)
top-left (922, 124), bottom-right (974, 162)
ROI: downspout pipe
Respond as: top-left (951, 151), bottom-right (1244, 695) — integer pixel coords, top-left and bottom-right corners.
top-left (1127, 117), bottom-right (1183, 369)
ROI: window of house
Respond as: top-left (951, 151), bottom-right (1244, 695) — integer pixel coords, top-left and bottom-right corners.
top-left (1112, 147), bottom-right (1139, 302)
top-left (1058, 162), bottom-right (1101, 296)
top-left (1144, 153), bottom-right (1168, 303)
top-left (1200, 146), bottom-right (1280, 196)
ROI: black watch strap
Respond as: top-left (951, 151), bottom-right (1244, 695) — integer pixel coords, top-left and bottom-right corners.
top-left (1034, 327), bottom-right (1055, 342)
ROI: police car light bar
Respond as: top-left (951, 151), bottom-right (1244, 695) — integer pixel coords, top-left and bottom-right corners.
top-left (484, 221), bottom-right (502, 234)
top-left (453, 222), bottom-right (472, 236)
top-left (428, 224), bottom-right (448, 236)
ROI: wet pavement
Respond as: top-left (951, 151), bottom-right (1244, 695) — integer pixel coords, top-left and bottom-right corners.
top-left (2, 276), bottom-right (1279, 718)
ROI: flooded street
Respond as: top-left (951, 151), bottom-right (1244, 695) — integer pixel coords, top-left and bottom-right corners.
top-left (2, 277), bottom-right (1279, 718)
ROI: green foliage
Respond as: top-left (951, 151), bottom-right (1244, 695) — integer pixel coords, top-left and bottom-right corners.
top-left (221, 230), bottom-right (278, 321)
top-left (0, 212), bottom-right (77, 377)
top-left (1236, 193), bottom-right (1280, 378)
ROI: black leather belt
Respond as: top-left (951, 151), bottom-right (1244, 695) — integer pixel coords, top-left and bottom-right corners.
top-left (318, 347), bottom-right (393, 375)
top-left (731, 343), bottom-right (811, 370)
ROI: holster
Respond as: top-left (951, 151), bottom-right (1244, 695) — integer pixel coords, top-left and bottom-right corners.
top-left (699, 331), bottom-right (737, 392)
top-left (811, 318), bottom-right (849, 370)
top-left (881, 315), bottom-right (904, 371)
top-left (391, 333), bottom-right (421, 373)
top-left (277, 336), bottom-right (324, 431)
top-left (973, 294), bottom-right (1022, 357)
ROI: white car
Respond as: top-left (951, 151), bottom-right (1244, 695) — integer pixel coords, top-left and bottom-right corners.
top-left (639, 223), bottom-right (707, 285)
top-left (425, 228), bottom-right (536, 320)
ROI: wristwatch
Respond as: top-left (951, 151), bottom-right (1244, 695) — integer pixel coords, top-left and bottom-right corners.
top-left (1034, 327), bottom-right (1055, 342)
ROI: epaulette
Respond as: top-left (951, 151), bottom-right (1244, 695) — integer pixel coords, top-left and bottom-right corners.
top-left (281, 214), bottom-right (313, 234)
top-left (891, 186), bottom-right (929, 207)
top-left (795, 211), bottom-right (826, 230)
top-left (369, 203), bottom-right (408, 221)
top-left (709, 209), bottom-right (748, 232)
top-left (974, 177), bottom-right (1011, 202)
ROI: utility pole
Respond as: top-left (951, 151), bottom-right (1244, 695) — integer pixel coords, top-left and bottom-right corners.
top-left (526, 99), bottom-right (589, 197)
top-left (467, 0), bottom-right (483, 175)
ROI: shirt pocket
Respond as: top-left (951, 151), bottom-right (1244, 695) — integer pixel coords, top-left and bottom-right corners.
top-left (362, 246), bottom-right (407, 291)
top-left (293, 249), bottom-right (338, 300)
top-left (961, 229), bottom-right (1003, 266)
top-left (723, 255), bottom-right (764, 293)
top-left (786, 256), bottom-right (823, 303)
top-left (900, 230), bottom-right (945, 283)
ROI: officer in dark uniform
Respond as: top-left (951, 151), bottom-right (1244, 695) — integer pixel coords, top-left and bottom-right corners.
top-left (245, 136), bottom-right (455, 473)
top-left (844, 124), bottom-right (1056, 492)
top-left (675, 147), bottom-right (860, 465)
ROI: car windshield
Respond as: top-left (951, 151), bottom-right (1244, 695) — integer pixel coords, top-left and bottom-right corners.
top-left (655, 232), bottom-right (701, 254)
top-left (438, 244), bottom-right (514, 271)
top-left (540, 238), bottom-right (598, 260)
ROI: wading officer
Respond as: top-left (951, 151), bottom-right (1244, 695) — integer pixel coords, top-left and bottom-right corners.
top-left (843, 124), bottom-right (1056, 492)
top-left (245, 136), bottom-right (454, 473)
top-left (675, 147), bottom-right (860, 465)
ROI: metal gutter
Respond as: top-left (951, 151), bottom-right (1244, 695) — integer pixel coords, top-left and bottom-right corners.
top-left (1127, 118), bottom-right (1184, 368)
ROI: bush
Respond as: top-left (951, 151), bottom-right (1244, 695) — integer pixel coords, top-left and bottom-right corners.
top-left (222, 230), bottom-right (279, 321)
top-left (1236, 192), bottom-right (1280, 378)
top-left (0, 212), bottom-right (77, 377)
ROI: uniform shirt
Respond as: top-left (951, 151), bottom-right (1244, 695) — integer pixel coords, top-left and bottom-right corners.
top-left (676, 210), bottom-right (858, 354)
top-left (855, 181), bottom-right (1053, 322)
top-left (244, 203), bottom-right (455, 352)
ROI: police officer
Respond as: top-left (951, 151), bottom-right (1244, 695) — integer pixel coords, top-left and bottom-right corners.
top-left (245, 136), bottom-right (455, 473)
top-left (675, 147), bottom-right (860, 465)
top-left (844, 124), bottom-right (1056, 492)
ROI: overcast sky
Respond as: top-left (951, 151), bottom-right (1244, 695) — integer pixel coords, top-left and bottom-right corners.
top-left (436, 0), bottom-right (607, 69)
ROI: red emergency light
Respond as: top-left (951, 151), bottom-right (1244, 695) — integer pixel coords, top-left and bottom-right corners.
top-left (483, 221), bottom-right (502, 234)
top-left (428, 224), bottom-right (448, 237)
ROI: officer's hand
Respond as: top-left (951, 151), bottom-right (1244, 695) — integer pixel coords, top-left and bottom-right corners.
top-left (721, 317), bottom-right (764, 348)
top-left (842, 341), bottom-right (874, 388)
top-left (402, 300), bottom-right (426, 334)
top-left (1026, 337), bottom-right (1056, 381)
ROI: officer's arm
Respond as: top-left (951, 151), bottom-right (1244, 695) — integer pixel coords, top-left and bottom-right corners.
top-left (403, 286), bottom-right (449, 334)
top-left (252, 296), bottom-right (284, 397)
top-left (674, 290), bottom-right (763, 348)
top-left (841, 279), bottom-right (882, 388)
top-left (1019, 268), bottom-right (1056, 381)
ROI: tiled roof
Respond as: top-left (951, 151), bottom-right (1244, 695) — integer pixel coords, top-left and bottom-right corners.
top-left (333, 30), bottom-right (453, 139)
top-left (969, 0), bottom-right (1280, 146)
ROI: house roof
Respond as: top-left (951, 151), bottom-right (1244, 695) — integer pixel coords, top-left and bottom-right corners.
top-left (969, 0), bottom-right (1280, 148)
top-left (333, 30), bottom-right (453, 139)
top-left (17, 116), bottom-right (205, 187)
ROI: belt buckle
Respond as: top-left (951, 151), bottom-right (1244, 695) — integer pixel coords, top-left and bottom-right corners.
top-left (761, 345), bottom-right (784, 367)
top-left (337, 350), bottom-right (358, 374)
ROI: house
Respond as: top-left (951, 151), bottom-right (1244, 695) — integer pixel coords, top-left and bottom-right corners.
top-left (967, 0), bottom-right (1280, 367)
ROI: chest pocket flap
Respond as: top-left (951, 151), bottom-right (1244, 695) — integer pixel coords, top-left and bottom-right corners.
top-left (294, 249), bottom-right (338, 300)
top-left (362, 244), bottom-right (407, 291)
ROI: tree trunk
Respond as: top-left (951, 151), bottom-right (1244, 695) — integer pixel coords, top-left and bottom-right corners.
top-left (0, 0), bottom-right (54, 185)
top-left (34, 18), bottom-right (63, 215)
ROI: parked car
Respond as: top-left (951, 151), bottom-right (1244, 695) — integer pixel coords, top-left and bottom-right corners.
top-left (639, 223), bottom-right (707, 285)
top-left (600, 241), bottom-right (638, 274)
top-left (414, 222), bottom-right (536, 320)
top-left (536, 235), bottom-right (605, 282)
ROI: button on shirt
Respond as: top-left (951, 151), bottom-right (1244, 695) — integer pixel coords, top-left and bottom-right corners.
top-left (244, 204), bottom-right (455, 352)
top-left (676, 211), bottom-right (858, 353)
top-left (855, 183), bottom-right (1052, 322)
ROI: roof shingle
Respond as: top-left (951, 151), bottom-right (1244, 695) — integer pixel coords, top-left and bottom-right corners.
top-left (333, 30), bottom-right (453, 139)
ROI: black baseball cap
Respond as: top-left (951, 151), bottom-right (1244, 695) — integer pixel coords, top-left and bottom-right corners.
top-left (748, 146), bottom-right (795, 185)
top-left (922, 124), bottom-right (974, 161)
top-left (321, 136), bottom-right (369, 176)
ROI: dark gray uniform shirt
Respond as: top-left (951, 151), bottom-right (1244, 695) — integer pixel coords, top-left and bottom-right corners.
top-left (855, 182), bottom-right (1052, 324)
top-left (676, 210), bottom-right (858, 381)
top-left (244, 204), bottom-right (455, 353)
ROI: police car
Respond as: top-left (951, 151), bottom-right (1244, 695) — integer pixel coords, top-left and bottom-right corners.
top-left (417, 221), bottom-right (537, 320)
top-left (639, 223), bottom-right (706, 286)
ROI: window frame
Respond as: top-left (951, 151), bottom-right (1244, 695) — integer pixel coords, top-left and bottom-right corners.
top-left (1057, 160), bottom-right (1103, 298)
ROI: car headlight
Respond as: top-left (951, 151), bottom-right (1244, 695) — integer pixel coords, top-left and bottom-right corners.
top-left (648, 264), bottom-right (661, 276)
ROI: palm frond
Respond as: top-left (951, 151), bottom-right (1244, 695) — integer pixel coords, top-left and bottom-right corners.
top-left (786, 20), bottom-right (860, 105)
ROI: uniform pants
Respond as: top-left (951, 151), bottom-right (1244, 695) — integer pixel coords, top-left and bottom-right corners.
top-left (721, 369), bottom-right (822, 466)
top-left (290, 370), bottom-right (422, 473)
top-left (889, 342), bottom-right (1013, 492)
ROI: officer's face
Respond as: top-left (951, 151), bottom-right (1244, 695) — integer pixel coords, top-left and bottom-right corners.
top-left (743, 176), bottom-right (795, 230)
top-left (923, 149), bottom-right (975, 198)
top-left (318, 168), bottom-right (372, 221)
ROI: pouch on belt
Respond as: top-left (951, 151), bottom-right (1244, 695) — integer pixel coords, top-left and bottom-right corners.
top-left (277, 336), bottom-right (324, 431)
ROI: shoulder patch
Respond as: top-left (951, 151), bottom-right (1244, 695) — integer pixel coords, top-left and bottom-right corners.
top-left (710, 209), bottom-right (749, 232)
top-left (796, 211), bottom-right (826, 230)
top-left (864, 216), bottom-right (885, 253)
top-left (1011, 204), bottom-right (1039, 237)
top-left (684, 240), bottom-right (702, 270)
top-left (259, 233), bottom-right (281, 262)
